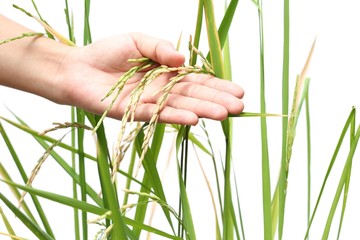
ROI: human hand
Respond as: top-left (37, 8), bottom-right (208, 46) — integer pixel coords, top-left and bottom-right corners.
top-left (57, 32), bottom-right (244, 125)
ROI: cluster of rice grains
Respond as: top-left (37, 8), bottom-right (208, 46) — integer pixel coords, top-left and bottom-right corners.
top-left (96, 49), bottom-right (214, 178)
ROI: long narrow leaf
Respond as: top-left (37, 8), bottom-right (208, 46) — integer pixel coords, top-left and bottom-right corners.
top-left (0, 192), bottom-right (53, 240)
top-left (322, 123), bottom-right (360, 239)
top-left (304, 108), bottom-right (356, 239)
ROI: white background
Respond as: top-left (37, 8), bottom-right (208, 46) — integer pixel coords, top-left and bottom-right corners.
top-left (1, 0), bottom-right (360, 239)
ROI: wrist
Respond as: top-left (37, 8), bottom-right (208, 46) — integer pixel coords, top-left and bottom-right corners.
top-left (0, 15), bottom-right (74, 105)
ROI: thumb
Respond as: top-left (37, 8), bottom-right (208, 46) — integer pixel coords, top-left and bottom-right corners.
top-left (131, 32), bottom-right (185, 67)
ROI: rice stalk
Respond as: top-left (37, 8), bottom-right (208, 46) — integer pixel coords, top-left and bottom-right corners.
top-left (122, 189), bottom-right (183, 226)
top-left (111, 123), bottom-right (142, 183)
top-left (18, 133), bottom-right (67, 208)
top-left (39, 122), bottom-right (92, 135)
top-left (117, 66), bottom-right (169, 138)
top-left (278, 0), bottom-right (290, 237)
top-left (285, 38), bottom-right (316, 183)
top-left (93, 58), bottom-right (155, 133)
top-left (0, 32), bottom-right (43, 45)
top-left (12, 4), bottom-right (75, 46)
top-left (97, 46), bottom-right (213, 178)
top-left (136, 65), bottom-right (214, 176)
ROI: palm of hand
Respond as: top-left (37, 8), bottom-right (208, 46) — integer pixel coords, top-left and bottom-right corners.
top-left (61, 33), bottom-right (244, 125)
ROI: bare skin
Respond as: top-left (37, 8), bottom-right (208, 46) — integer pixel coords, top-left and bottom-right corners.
top-left (0, 15), bottom-right (244, 125)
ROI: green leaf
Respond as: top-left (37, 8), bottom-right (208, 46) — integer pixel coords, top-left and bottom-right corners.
top-left (0, 192), bottom-right (53, 240)
top-left (304, 108), bottom-right (356, 239)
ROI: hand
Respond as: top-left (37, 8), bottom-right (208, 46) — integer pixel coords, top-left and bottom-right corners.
top-left (57, 33), bottom-right (244, 125)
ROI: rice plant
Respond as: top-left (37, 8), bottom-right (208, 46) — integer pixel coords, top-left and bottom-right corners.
top-left (0, 0), bottom-right (359, 239)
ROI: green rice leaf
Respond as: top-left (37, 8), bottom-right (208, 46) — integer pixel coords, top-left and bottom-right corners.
top-left (135, 127), bottom-right (175, 235)
top-left (304, 108), bottom-right (356, 239)
top-left (0, 192), bottom-right (53, 240)
top-left (95, 121), bottom-right (128, 239)
top-left (132, 123), bottom-right (168, 237)
top-left (0, 205), bottom-right (17, 239)
top-left (322, 123), bottom-right (360, 239)
top-left (175, 127), bottom-right (196, 240)
top-left (256, 1), bottom-right (272, 238)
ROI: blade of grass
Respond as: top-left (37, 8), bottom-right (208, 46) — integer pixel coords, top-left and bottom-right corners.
top-left (83, 0), bottom-right (92, 45)
top-left (132, 123), bottom-right (169, 238)
top-left (0, 115), bottom-right (96, 161)
top-left (64, 0), bottom-right (75, 43)
top-left (257, 1), bottom-right (272, 238)
top-left (322, 122), bottom-right (360, 239)
top-left (177, 125), bottom-right (190, 238)
top-left (6, 113), bottom-right (103, 206)
top-left (304, 79), bottom-right (312, 236)
top-left (203, 0), bottom-right (224, 78)
top-left (0, 124), bottom-right (38, 223)
top-left (0, 121), bottom-right (54, 237)
top-left (0, 205), bottom-right (16, 239)
top-left (75, 109), bottom-right (87, 239)
top-left (0, 192), bottom-right (53, 240)
top-left (30, 0), bottom-right (54, 39)
top-left (189, 0), bottom-right (204, 66)
top-left (13, 4), bottom-right (74, 46)
top-left (1, 178), bottom-right (179, 239)
top-left (202, 0), bottom-right (237, 238)
top-left (175, 127), bottom-right (196, 240)
top-left (96, 129), bottom-right (128, 239)
top-left (278, 0), bottom-right (290, 238)
top-left (0, 162), bottom-right (37, 224)
top-left (134, 127), bottom-right (176, 235)
top-left (204, 0), bottom-right (239, 62)
top-left (304, 108), bottom-right (356, 239)
top-left (71, 107), bottom-right (80, 240)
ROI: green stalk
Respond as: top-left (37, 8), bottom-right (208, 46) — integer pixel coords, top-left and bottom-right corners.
top-left (0, 121), bottom-right (54, 237)
top-left (132, 124), bottom-right (170, 237)
top-left (0, 124), bottom-right (37, 223)
top-left (202, 0), bottom-right (240, 238)
top-left (304, 108), bottom-right (356, 239)
top-left (305, 82), bottom-right (311, 237)
top-left (322, 123), bottom-right (360, 239)
top-left (71, 107), bottom-right (80, 240)
top-left (178, 125), bottom-right (190, 238)
top-left (0, 206), bottom-right (16, 239)
top-left (64, 0), bottom-right (75, 43)
top-left (76, 109), bottom-right (87, 239)
top-left (0, 193), bottom-right (53, 240)
top-left (95, 123), bottom-right (127, 239)
top-left (0, 115), bottom-right (96, 161)
top-left (64, 4), bottom-right (79, 237)
top-left (83, 0), bottom-right (92, 45)
top-left (134, 126), bottom-right (176, 236)
top-left (278, 0), bottom-right (290, 238)
top-left (190, 0), bottom-right (204, 66)
top-left (257, 1), bottom-right (272, 239)
top-left (6, 113), bottom-right (102, 205)
top-left (80, 1), bottom-right (92, 237)
top-left (203, 0), bottom-right (224, 78)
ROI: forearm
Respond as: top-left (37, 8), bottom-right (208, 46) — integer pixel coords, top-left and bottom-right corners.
top-left (0, 14), bottom-right (72, 103)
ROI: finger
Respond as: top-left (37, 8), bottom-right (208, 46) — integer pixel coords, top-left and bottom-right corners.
top-left (131, 32), bottom-right (185, 67)
top-left (169, 81), bottom-right (245, 114)
top-left (181, 74), bottom-right (245, 99)
top-left (164, 93), bottom-right (231, 120)
top-left (131, 103), bottom-right (200, 125)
